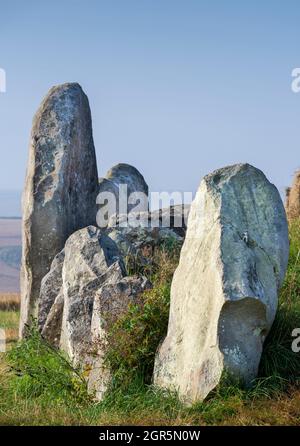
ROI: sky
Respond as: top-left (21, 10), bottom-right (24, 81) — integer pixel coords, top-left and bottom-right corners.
top-left (0, 0), bottom-right (300, 216)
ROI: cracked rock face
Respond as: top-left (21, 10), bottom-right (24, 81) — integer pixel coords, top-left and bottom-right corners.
top-left (36, 224), bottom-right (152, 400)
top-left (108, 204), bottom-right (191, 238)
top-left (41, 291), bottom-right (64, 348)
top-left (154, 163), bottom-right (289, 404)
top-left (20, 83), bottom-right (99, 337)
top-left (38, 249), bottom-right (65, 332)
top-left (59, 226), bottom-right (126, 365)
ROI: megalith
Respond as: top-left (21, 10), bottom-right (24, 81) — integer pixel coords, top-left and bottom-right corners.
top-left (20, 83), bottom-right (99, 337)
top-left (154, 164), bottom-right (289, 404)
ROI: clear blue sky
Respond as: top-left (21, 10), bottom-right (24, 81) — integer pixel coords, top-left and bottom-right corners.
top-left (0, 0), bottom-right (300, 215)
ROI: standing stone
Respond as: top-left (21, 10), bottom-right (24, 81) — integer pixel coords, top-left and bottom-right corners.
top-left (59, 226), bottom-right (126, 365)
top-left (97, 163), bottom-right (148, 227)
top-left (285, 170), bottom-right (300, 220)
top-left (154, 164), bottom-right (289, 404)
top-left (20, 83), bottom-right (99, 337)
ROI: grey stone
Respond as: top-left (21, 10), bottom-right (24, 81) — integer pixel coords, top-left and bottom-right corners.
top-left (154, 163), bottom-right (289, 405)
top-left (107, 225), bottom-right (183, 256)
top-left (108, 204), bottom-right (190, 238)
top-left (41, 291), bottom-right (64, 348)
top-left (38, 250), bottom-right (65, 331)
top-left (59, 226), bottom-right (126, 365)
top-left (97, 163), bottom-right (148, 227)
top-left (20, 83), bottom-right (99, 337)
top-left (88, 275), bottom-right (152, 400)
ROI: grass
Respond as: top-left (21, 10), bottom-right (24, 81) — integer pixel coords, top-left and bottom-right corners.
top-left (0, 222), bottom-right (300, 426)
top-left (258, 219), bottom-right (300, 382)
top-left (0, 294), bottom-right (19, 347)
top-left (105, 247), bottom-right (179, 386)
top-left (0, 293), bottom-right (20, 311)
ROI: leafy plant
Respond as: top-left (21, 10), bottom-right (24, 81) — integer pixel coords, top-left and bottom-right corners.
top-left (6, 323), bottom-right (90, 406)
top-left (104, 247), bottom-right (179, 387)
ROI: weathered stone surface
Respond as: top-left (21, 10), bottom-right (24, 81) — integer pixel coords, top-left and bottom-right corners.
top-left (108, 204), bottom-right (190, 238)
top-left (285, 170), bottom-right (300, 220)
top-left (104, 224), bottom-right (183, 277)
top-left (149, 205), bottom-right (190, 237)
top-left (38, 250), bottom-right (65, 331)
top-left (41, 291), bottom-right (64, 348)
top-left (97, 163), bottom-right (148, 227)
top-left (20, 83), bottom-right (99, 337)
top-left (88, 275), bottom-right (152, 400)
top-left (37, 223), bottom-right (153, 398)
top-left (154, 164), bottom-right (289, 404)
top-left (59, 226), bottom-right (126, 365)
top-left (107, 225), bottom-right (183, 257)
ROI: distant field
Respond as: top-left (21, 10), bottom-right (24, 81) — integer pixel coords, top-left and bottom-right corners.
top-left (0, 219), bottom-right (21, 292)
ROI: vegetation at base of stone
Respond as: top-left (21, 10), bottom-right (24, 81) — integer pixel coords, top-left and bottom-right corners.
top-left (105, 283), bottom-right (170, 386)
top-left (5, 325), bottom-right (89, 405)
top-left (259, 218), bottom-right (300, 382)
top-left (1, 350), bottom-right (299, 425)
top-left (0, 220), bottom-right (300, 425)
top-left (105, 221), bottom-right (300, 393)
top-left (123, 235), bottom-right (182, 278)
top-left (105, 247), bottom-right (179, 386)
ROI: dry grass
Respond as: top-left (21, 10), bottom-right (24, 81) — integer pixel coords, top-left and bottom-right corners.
top-left (0, 293), bottom-right (20, 311)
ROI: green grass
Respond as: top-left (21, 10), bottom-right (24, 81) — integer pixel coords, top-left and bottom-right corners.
top-left (258, 219), bottom-right (300, 382)
top-left (0, 310), bottom-right (19, 329)
top-left (0, 222), bottom-right (300, 425)
top-left (5, 325), bottom-right (89, 406)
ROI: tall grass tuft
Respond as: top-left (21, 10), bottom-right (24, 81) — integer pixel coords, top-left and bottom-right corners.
top-left (258, 218), bottom-right (300, 385)
top-left (6, 324), bottom-right (90, 406)
top-left (104, 246), bottom-right (180, 387)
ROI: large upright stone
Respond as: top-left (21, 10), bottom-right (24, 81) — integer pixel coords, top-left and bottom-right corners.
top-left (20, 83), bottom-right (99, 337)
top-left (154, 164), bottom-right (289, 404)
